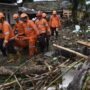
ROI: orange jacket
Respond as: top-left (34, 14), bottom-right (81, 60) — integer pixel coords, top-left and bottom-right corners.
top-left (13, 21), bottom-right (25, 35)
top-left (0, 23), bottom-right (4, 39)
top-left (0, 21), bottom-right (13, 41)
top-left (49, 15), bottom-right (61, 28)
top-left (35, 18), bottom-right (50, 34)
top-left (22, 20), bottom-right (39, 38)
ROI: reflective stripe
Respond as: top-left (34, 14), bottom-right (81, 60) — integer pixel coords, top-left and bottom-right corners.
top-left (29, 45), bottom-right (35, 48)
top-left (41, 30), bottom-right (46, 33)
top-left (26, 27), bottom-right (32, 31)
top-left (4, 32), bottom-right (9, 35)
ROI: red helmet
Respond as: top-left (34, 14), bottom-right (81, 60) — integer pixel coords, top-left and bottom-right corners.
top-left (36, 11), bottom-right (42, 17)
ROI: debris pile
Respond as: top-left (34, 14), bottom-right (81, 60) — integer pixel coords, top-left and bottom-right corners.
top-left (0, 28), bottom-right (90, 90)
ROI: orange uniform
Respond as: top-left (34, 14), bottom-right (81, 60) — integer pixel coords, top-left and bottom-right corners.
top-left (13, 21), bottom-right (25, 35)
top-left (0, 21), bottom-right (13, 42)
top-left (0, 12), bottom-right (17, 57)
top-left (0, 23), bottom-right (4, 39)
top-left (35, 14), bottom-right (50, 52)
top-left (13, 20), bottom-right (26, 47)
top-left (22, 20), bottom-right (39, 57)
top-left (35, 18), bottom-right (50, 34)
top-left (49, 11), bottom-right (61, 38)
top-left (23, 20), bottom-right (39, 37)
top-left (49, 15), bottom-right (61, 28)
top-left (0, 20), bottom-right (16, 56)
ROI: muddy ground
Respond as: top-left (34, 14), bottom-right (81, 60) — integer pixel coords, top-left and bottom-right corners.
top-left (0, 27), bottom-right (90, 90)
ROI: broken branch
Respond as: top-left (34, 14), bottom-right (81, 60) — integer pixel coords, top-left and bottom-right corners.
top-left (53, 44), bottom-right (88, 59)
top-left (77, 40), bottom-right (90, 47)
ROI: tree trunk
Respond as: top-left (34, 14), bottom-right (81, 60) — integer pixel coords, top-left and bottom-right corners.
top-left (71, 0), bottom-right (79, 24)
top-left (0, 65), bottom-right (48, 76)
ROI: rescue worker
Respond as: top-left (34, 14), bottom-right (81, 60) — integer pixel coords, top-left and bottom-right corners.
top-left (49, 10), bottom-right (61, 39)
top-left (35, 11), bottom-right (50, 53)
top-left (20, 13), bottom-right (39, 58)
top-left (13, 13), bottom-right (26, 48)
top-left (42, 12), bottom-right (50, 51)
top-left (0, 12), bottom-right (16, 60)
top-left (42, 12), bottom-right (50, 22)
top-left (13, 13), bottom-right (25, 36)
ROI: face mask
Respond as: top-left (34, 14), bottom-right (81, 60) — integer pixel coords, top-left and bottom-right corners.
top-left (20, 16), bottom-right (27, 22)
top-left (15, 17), bottom-right (20, 21)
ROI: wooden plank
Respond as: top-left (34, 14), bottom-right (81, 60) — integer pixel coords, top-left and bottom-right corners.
top-left (77, 41), bottom-right (90, 47)
top-left (53, 44), bottom-right (88, 59)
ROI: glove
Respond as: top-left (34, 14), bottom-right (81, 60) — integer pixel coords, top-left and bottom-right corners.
top-left (56, 28), bottom-right (59, 32)
top-left (3, 40), bottom-right (8, 48)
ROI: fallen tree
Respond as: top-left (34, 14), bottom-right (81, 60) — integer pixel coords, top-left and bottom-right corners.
top-left (53, 44), bottom-right (88, 59)
top-left (0, 65), bottom-right (48, 76)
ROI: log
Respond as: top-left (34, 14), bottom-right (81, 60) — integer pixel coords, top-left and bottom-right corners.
top-left (53, 44), bottom-right (88, 59)
top-left (0, 65), bottom-right (48, 76)
top-left (77, 41), bottom-right (90, 47)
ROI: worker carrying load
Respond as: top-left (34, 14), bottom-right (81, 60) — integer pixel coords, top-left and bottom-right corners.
top-left (49, 10), bottom-right (62, 39)
top-left (13, 13), bottom-right (27, 48)
top-left (0, 12), bottom-right (17, 61)
top-left (20, 13), bottom-right (39, 58)
top-left (13, 13), bottom-right (25, 36)
top-left (35, 11), bottom-right (51, 53)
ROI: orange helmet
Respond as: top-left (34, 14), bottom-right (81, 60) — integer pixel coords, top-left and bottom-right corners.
top-left (0, 12), bottom-right (5, 19)
top-left (52, 10), bottom-right (57, 15)
top-left (42, 13), bottom-right (47, 18)
top-left (13, 13), bottom-right (19, 19)
top-left (20, 13), bottom-right (28, 18)
top-left (36, 11), bottom-right (42, 17)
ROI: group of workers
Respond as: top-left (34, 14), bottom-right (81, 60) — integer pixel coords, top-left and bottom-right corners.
top-left (0, 10), bottom-right (61, 61)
